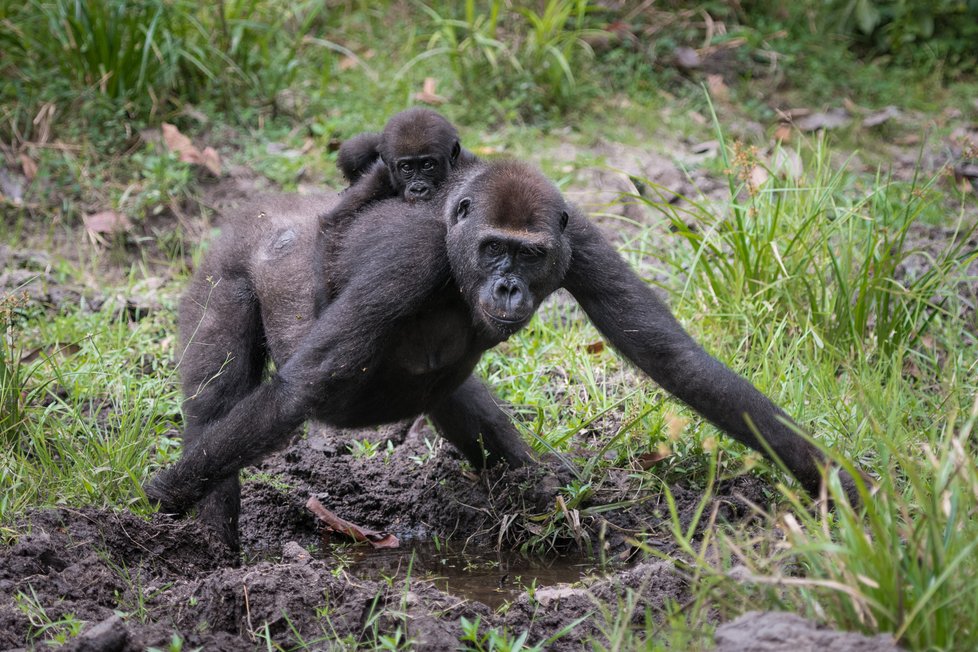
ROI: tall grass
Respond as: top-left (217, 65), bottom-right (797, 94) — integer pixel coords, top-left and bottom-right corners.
top-left (0, 290), bottom-right (182, 530)
top-left (627, 127), bottom-right (978, 650)
top-left (0, 0), bottom-right (331, 123)
top-left (638, 130), bottom-right (975, 364)
top-left (422, 0), bottom-right (597, 119)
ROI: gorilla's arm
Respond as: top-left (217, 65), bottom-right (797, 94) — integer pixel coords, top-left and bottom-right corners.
top-left (562, 215), bottom-right (850, 499)
top-left (428, 375), bottom-right (534, 470)
top-left (146, 216), bottom-right (453, 515)
top-left (338, 132), bottom-right (384, 183)
top-left (315, 161), bottom-right (396, 314)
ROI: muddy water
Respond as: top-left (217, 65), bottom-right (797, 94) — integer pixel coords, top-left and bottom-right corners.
top-left (332, 541), bottom-right (608, 608)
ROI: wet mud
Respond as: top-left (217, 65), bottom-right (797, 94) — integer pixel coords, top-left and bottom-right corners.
top-left (0, 415), bottom-right (768, 650)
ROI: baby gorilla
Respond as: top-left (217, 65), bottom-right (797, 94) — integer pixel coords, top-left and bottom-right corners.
top-left (317, 108), bottom-right (477, 311)
top-left (336, 107), bottom-right (477, 199)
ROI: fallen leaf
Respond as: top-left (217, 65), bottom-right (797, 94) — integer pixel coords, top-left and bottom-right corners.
top-left (779, 107), bottom-right (812, 120)
top-left (584, 341), bottom-right (605, 354)
top-left (19, 154), bottom-right (37, 181)
top-left (161, 122), bottom-right (222, 176)
top-left (414, 77), bottom-right (446, 105)
top-left (862, 106), bottom-right (899, 128)
top-left (0, 167), bottom-right (25, 205)
top-left (674, 46), bottom-right (700, 70)
top-left (772, 146), bottom-right (803, 180)
top-left (306, 495), bottom-right (399, 549)
top-left (83, 210), bottom-right (131, 234)
top-left (795, 109), bottom-right (850, 132)
top-left (773, 124), bottom-right (792, 142)
top-left (706, 74), bottom-right (728, 102)
top-left (691, 140), bottom-right (720, 156)
top-left (339, 56), bottom-right (359, 71)
top-left (636, 449), bottom-right (670, 470)
top-left (162, 122), bottom-right (196, 161)
top-left (748, 164), bottom-right (769, 189)
top-left (199, 146), bottom-right (222, 177)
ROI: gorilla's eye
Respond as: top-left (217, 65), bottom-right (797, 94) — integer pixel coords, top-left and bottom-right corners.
top-left (485, 241), bottom-right (505, 257)
top-left (519, 245), bottom-right (546, 261)
top-left (400, 162), bottom-right (413, 173)
top-left (456, 197), bottom-right (471, 220)
top-left (422, 160), bottom-right (435, 171)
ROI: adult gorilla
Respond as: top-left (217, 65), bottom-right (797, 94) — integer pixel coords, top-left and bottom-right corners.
top-left (146, 159), bottom-right (859, 550)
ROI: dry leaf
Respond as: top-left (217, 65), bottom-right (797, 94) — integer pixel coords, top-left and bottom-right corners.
top-left (83, 210), bottom-right (131, 234)
top-left (795, 109), bottom-right (850, 132)
top-left (674, 46), bottom-right (701, 70)
top-left (706, 74), bottom-right (728, 101)
top-left (584, 341), bottom-right (605, 354)
top-left (414, 77), bottom-right (446, 105)
top-left (772, 147), bottom-right (803, 180)
top-left (306, 496), bottom-right (399, 549)
top-left (774, 124), bottom-right (792, 142)
top-left (162, 123), bottom-right (195, 161)
top-left (748, 164), bottom-right (769, 188)
top-left (199, 146), bottom-right (222, 177)
top-left (636, 450), bottom-right (670, 470)
top-left (19, 154), bottom-right (37, 181)
top-left (862, 106), bottom-right (899, 128)
top-left (161, 122), bottom-right (222, 176)
top-left (339, 56), bottom-right (358, 71)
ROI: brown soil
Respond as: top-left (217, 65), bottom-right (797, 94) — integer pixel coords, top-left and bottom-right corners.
top-left (0, 416), bottom-right (769, 649)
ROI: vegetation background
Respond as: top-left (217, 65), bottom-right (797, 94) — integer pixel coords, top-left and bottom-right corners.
top-left (1, 0), bottom-right (977, 649)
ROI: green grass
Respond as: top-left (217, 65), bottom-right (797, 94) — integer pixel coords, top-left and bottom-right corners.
top-left (0, 281), bottom-right (182, 529)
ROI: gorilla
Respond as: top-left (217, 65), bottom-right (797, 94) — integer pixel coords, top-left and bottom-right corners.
top-left (318, 108), bottom-right (477, 311)
top-left (146, 159), bottom-right (860, 551)
top-left (335, 107), bottom-right (477, 196)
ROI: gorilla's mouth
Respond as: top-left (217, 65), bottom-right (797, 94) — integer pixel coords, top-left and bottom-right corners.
top-left (480, 307), bottom-right (527, 334)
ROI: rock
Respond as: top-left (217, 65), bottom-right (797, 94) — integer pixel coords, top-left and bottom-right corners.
top-left (714, 611), bottom-right (900, 652)
top-left (63, 615), bottom-right (129, 652)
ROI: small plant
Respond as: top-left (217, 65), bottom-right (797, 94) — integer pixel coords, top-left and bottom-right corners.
top-left (459, 616), bottom-right (542, 652)
top-left (14, 588), bottom-right (85, 645)
top-left (348, 437), bottom-right (382, 460)
top-left (128, 145), bottom-right (194, 218)
top-left (409, 435), bottom-right (442, 466)
top-left (147, 632), bottom-right (200, 652)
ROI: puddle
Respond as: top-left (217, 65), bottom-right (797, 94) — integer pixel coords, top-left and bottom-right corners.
top-left (332, 541), bottom-right (608, 609)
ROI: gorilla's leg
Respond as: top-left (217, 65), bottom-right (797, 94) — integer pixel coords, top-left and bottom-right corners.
top-left (172, 270), bottom-right (267, 550)
top-left (427, 375), bottom-right (534, 469)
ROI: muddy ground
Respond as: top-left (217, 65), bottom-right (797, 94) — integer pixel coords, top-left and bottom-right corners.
top-left (2, 124), bottom-right (971, 649)
top-left (0, 425), bottom-right (896, 651)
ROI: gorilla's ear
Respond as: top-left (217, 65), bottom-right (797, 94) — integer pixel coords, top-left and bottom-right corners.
top-left (451, 140), bottom-right (461, 164)
top-left (559, 210), bottom-right (569, 232)
top-left (451, 197), bottom-right (471, 226)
